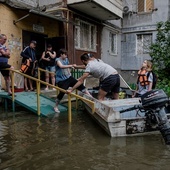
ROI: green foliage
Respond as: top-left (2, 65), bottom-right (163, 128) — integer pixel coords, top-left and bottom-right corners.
top-left (150, 21), bottom-right (170, 96)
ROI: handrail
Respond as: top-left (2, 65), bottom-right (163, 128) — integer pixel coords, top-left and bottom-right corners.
top-left (5, 68), bottom-right (95, 122)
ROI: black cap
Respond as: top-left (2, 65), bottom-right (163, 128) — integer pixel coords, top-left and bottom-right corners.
top-left (30, 40), bottom-right (37, 45)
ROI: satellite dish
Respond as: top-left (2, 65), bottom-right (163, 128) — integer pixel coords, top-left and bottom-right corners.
top-left (123, 6), bottom-right (129, 13)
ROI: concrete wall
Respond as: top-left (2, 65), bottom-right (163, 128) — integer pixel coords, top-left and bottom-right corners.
top-left (101, 28), bottom-right (121, 70)
top-left (0, 4), bottom-right (60, 88)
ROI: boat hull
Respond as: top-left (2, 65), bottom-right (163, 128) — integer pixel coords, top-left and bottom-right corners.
top-left (80, 92), bottom-right (169, 137)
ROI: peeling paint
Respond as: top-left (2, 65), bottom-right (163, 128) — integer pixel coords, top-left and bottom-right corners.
top-left (8, 36), bottom-right (22, 53)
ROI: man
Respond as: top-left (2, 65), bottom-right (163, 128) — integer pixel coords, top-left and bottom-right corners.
top-left (0, 34), bottom-right (14, 95)
top-left (67, 53), bottom-right (120, 100)
top-left (54, 49), bottom-right (90, 113)
top-left (20, 40), bottom-right (37, 91)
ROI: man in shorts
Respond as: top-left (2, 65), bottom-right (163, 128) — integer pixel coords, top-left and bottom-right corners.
top-left (20, 40), bottom-right (37, 91)
top-left (0, 34), bottom-right (14, 95)
top-left (67, 53), bottom-right (120, 100)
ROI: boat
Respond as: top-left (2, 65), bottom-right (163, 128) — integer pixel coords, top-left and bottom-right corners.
top-left (79, 86), bottom-right (170, 145)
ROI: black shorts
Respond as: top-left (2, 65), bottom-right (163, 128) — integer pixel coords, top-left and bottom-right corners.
top-left (0, 62), bottom-right (11, 77)
top-left (24, 62), bottom-right (34, 76)
top-left (100, 74), bottom-right (120, 93)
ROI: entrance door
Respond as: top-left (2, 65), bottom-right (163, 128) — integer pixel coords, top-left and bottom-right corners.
top-left (22, 30), bottom-right (47, 60)
top-left (45, 36), bottom-right (66, 56)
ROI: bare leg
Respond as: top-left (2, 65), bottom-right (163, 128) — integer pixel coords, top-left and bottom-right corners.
top-left (28, 79), bottom-right (33, 90)
top-left (45, 72), bottom-right (49, 89)
top-left (54, 99), bottom-right (60, 113)
top-left (4, 76), bottom-right (12, 94)
top-left (24, 78), bottom-right (28, 91)
top-left (98, 88), bottom-right (107, 101)
top-left (112, 92), bottom-right (119, 99)
top-left (51, 73), bottom-right (55, 86)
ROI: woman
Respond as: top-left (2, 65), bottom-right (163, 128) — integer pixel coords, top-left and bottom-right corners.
top-left (132, 60), bottom-right (153, 97)
top-left (41, 44), bottom-right (56, 90)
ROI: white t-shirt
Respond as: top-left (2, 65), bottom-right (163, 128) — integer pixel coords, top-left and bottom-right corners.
top-left (84, 60), bottom-right (118, 81)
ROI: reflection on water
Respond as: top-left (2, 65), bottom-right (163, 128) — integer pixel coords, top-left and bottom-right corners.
top-left (0, 108), bottom-right (170, 170)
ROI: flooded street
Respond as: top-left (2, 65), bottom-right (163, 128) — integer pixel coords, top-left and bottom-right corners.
top-left (0, 107), bottom-right (170, 170)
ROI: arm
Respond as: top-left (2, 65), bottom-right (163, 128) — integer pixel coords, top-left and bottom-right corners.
top-left (57, 60), bottom-right (73, 69)
top-left (0, 48), bottom-right (10, 58)
top-left (48, 51), bottom-right (56, 59)
top-left (132, 84), bottom-right (139, 98)
top-left (41, 51), bottom-right (50, 61)
top-left (73, 64), bottom-right (86, 69)
top-left (20, 47), bottom-right (30, 59)
top-left (148, 82), bottom-right (153, 91)
top-left (67, 72), bottom-right (90, 93)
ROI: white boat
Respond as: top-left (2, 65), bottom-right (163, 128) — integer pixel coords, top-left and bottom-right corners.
top-left (79, 88), bottom-right (170, 145)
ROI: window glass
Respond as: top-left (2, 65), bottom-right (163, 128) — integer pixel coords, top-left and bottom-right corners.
top-left (75, 19), bottom-right (96, 51)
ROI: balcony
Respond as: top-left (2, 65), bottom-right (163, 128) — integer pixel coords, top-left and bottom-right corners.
top-left (67, 0), bottom-right (123, 20)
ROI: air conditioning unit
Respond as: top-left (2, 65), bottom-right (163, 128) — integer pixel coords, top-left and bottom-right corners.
top-left (123, 6), bottom-right (132, 14)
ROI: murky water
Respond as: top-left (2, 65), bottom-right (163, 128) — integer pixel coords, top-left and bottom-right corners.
top-left (0, 106), bottom-right (170, 170)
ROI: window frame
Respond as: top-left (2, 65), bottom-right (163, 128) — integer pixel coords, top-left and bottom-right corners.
top-left (109, 32), bottom-right (117, 55)
top-left (137, 0), bottom-right (154, 13)
top-left (136, 33), bottom-right (152, 55)
top-left (74, 19), bottom-right (97, 51)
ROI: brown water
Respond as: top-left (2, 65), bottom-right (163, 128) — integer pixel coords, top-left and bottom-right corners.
top-left (0, 107), bottom-right (170, 170)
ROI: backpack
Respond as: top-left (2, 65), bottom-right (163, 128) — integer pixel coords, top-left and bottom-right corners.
top-left (147, 71), bottom-right (157, 89)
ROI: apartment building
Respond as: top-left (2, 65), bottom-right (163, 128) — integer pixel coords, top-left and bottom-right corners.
top-left (121, 0), bottom-right (169, 82)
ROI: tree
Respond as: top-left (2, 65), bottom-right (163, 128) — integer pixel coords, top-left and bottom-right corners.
top-left (150, 21), bottom-right (170, 95)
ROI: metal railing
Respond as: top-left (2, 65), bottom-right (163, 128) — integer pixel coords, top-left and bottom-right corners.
top-left (7, 68), bottom-right (95, 122)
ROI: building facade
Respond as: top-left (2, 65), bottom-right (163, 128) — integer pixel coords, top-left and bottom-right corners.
top-left (121, 0), bottom-right (169, 83)
top-left (0, 0), bottom-right (123, 87)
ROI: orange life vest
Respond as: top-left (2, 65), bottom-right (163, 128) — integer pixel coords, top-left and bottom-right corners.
top-left (137, 69), bottom-right (149, 86)
top-left (20, 59), bottom-right (30, 73)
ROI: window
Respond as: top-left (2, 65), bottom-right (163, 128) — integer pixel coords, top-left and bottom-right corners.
top-left (109, 32), bottom-right (117, 55)
top-left (137, 34), bottom-right (152, 54)
top-left (75, 19), bottom-right (96, 51)
top-left (138, 0), bottom-right (154, 12)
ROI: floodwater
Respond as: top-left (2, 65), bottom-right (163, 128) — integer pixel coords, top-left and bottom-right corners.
top-left (0, 106), bottom-right (170, 170)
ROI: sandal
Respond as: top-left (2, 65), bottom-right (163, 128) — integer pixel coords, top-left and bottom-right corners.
top-left (54, 107), bottom-right (60, 113)
top-left (8, 93), bottom-right (16, 97)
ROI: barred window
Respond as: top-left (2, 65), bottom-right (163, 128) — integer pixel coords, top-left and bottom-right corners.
top-left (109, 32), bottom-right (117, 55)
top-left (138, 0), bottom-right (153, 12)
top-left (137, 34), bottom-right (152, 54)
top-left (75, 19), bottom-right (96, 51)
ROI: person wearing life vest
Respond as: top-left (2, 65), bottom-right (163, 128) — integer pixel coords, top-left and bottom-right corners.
top-left (132, 60), bottom-right (153, 97)
top-left (20, 40), bottom-right (37, 91)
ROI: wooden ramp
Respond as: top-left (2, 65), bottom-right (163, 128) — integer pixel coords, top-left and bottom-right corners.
top-left (0, 91), bottom-right (67, 117)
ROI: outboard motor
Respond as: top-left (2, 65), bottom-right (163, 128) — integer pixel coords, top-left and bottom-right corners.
top-left (141, 89), bottom-right (170, 144)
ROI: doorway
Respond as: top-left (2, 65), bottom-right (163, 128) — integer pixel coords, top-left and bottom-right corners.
top-left (22, 30), bottom-right (47, 60)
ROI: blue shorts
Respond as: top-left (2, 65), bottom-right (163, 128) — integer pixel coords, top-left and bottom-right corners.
top-left (45, 66), bottom-right (55, 73)
top-left (100, 74), bottom-right (120, 93)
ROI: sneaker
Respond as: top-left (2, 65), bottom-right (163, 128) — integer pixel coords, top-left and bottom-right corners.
top-left (52, 88), bottom-right (56, 91)
top-left (54, 107), bottom-right (60, 113)
top-left (45, 87), bottom-right (49, 91)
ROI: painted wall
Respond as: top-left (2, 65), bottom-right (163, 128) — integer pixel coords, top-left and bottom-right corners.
top-left (0, 4), bottom-right (60, 88)
top-left (101, 20), bottom-right (122, 70)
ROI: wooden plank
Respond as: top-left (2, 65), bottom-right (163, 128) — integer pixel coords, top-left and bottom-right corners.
top-left (0, 91), bottom-right (67, 117)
